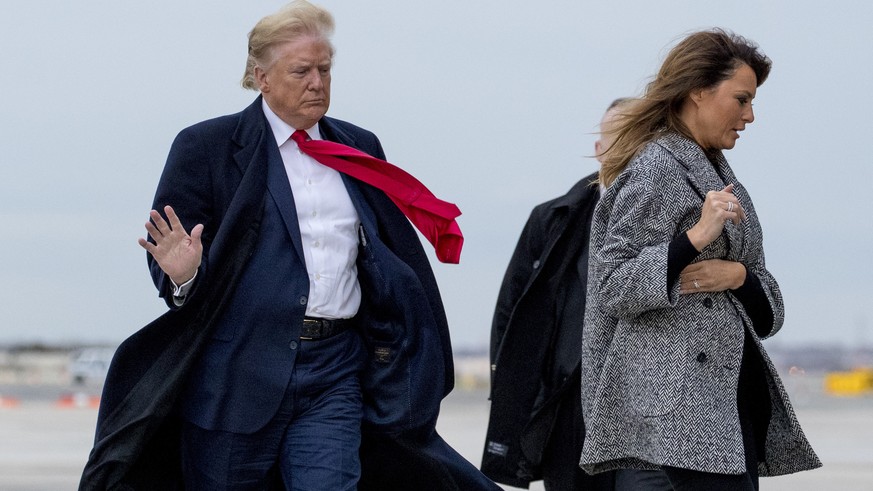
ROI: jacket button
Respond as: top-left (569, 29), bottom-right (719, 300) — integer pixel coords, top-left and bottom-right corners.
top-left (299, 296), bottom-right (308, 305)
top-left (703, 298), bottom-right (713, 308)
top-left (289, 341), bottom-right (298, 350)
top-left (696, 352), bottom-right (708, 363)
top-left (532, 259), bottom-right (541, 269)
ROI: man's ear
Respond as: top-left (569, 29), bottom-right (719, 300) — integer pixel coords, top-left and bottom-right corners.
top-left (254, 66), bottom-right (269, 93)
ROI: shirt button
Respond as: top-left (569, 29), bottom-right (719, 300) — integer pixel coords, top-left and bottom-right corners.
top-left (289, 341), bottom-right (298, 350)
top-left (315, 273), bottom-right (321, 280)
top-left (313, 241), bottom-right (320, 248)
top-left (696, 352), bottom-right (708, 363)
top-left (312, 211), bottom-right (317, 217)
top-left (299, 296), bottom-right (307, 305)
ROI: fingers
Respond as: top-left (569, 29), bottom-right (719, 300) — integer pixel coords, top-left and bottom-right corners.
top-left (679, 275), bottom-right (704, 294)
top-left (150, 209), bottom-right (171, 236)
top-left (190, 223), bottom-right (204, 241)
top-left (140, 206), bottom-right (205, 248)
top-left (725, 198), bottom-right (742, 225)
top-left (164, 205), bottom-right (184, 232)
top-left (679, 259), bottom-right (742, 294)
top-left (707, 185), bottom-right (745, 225)
top-left (679, 268), bottom-right (712, 294)
top-left (680, 260), bottom-right (717, 293)
top-left (725, 198), bottom-right (746, 225)
top-left (137, 237), bottom-right (155, 253)
top-left (144, 205), bottom-right (187, 239)
top-left (144, 205), bottom-right (188, 240)
top-left (144, 219), bottom-right (160, 238)
top-left (141, 206), bottom-right (179, 251)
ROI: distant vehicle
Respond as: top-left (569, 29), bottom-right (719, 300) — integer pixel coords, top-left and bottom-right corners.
top-left (68, 347), bottom-right (115, 385)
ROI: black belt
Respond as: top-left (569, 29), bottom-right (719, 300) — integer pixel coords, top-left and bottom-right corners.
top-left (300, 317), bottom-right (355, 340)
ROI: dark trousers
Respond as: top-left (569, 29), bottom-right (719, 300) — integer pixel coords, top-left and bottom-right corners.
top-left (615, 469), bottom-right (672, 490)
top-left (614, 423), bottom-right (758, 491)
top-left (181, 329), bottom-right (366, 490)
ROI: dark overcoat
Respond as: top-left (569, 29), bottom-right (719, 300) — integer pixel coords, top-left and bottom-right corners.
top-left (80, 97), bottom-right (499, 490)
top-left (481, 173), bottom-right (602, 487)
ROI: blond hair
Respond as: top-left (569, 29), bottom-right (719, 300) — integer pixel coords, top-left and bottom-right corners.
top-left (241, 0), bottom-right (335, 90)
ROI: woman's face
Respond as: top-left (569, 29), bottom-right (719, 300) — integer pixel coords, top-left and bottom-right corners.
top-left (688, 63), bottom-right (758, 151)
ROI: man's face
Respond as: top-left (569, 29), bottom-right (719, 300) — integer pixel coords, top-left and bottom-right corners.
top-left (255, 36), bottom-right (332, 129)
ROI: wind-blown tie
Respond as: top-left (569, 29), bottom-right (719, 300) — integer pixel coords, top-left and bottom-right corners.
top-left (291, 130), bottom-right (464, 263)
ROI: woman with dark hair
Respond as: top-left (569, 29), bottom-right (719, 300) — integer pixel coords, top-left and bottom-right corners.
top-left (579, 29), bottom-right (820, 490)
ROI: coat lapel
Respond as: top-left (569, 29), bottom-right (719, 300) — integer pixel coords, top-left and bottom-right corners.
top-left (659, 133), bottom-right (744, 261)
top-left (707, 150), bottom-right (745, 261)
top-left (318, 117), bottom-right (382, 240)
top-left (264, 141), bottom-right (306, 264)
top-left (232, 97), bottom-right (305, 264)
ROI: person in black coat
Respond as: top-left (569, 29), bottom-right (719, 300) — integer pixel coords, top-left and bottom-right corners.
top-left (481, 100), bottom-right (631, 490)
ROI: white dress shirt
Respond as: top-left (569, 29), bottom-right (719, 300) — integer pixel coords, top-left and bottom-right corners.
top-left (172, 102), bottom-right (362, 319)
top-left (262, 101), bottom-right (362, 319)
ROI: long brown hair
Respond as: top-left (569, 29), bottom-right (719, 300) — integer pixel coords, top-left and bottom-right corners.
top-left (599, 28), bottom-right (771, 187)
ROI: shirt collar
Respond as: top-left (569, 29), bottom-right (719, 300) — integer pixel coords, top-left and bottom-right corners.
top-left (261, 98), bottom-right (321, 146)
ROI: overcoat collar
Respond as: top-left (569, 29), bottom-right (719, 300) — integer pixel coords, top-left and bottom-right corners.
top-left (655, 133), bottom-right (721, 195)
top-left (549, 173), bottom-right (599, 212)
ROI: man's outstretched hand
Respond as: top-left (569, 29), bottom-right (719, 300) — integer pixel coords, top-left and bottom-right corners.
top-left (138, 205), bottom-right (203, 285)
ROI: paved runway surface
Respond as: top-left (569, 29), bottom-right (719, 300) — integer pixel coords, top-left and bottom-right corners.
top-left (0, 383), bottom-right (870, 490)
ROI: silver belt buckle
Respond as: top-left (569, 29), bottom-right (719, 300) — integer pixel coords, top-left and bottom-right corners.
top-left (300, 318), bottom-right (322, 340)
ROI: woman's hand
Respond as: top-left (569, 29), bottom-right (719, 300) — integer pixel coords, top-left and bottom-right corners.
top-left (686, 184), bottom-right (746, 251)
top-left (138, 205), bottom-right (203, 285)
top-left (679, 259), bottom-right (746, 294)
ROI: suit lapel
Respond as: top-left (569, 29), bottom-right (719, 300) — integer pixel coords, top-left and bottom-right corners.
top-left (233, 97), bottom-right (306, 263)
top-left (264, 141), bottom-right (306, 263)
top-left (318, 117), bottom-right (382, 241)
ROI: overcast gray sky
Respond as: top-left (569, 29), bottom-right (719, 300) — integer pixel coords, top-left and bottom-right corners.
top-left (2, 0), bottom-right (871, 350)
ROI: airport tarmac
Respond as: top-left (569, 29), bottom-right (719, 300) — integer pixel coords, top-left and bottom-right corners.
top-left (0, 383), bottom-right (870, 490)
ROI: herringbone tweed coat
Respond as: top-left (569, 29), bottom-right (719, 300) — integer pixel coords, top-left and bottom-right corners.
top-left (579, 132), bottom-right (820, 476)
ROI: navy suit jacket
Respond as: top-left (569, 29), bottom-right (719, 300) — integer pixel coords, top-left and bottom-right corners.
top-left (149, 97), bottom-right (451, 434)
top-left (81, 97), bottom-right (499, 490)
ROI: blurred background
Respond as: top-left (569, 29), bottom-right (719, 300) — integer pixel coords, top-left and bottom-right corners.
top-left (1, 0), bottom-right (872, 489)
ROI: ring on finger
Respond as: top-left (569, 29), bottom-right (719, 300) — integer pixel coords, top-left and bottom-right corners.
top-left (727, 201), bottom-right (734, 212)
top-left (693, 279), bottom-right (700, 289)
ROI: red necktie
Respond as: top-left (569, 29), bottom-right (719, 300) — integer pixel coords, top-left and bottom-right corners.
top-left (291, 130), bottom-right (464, 264)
